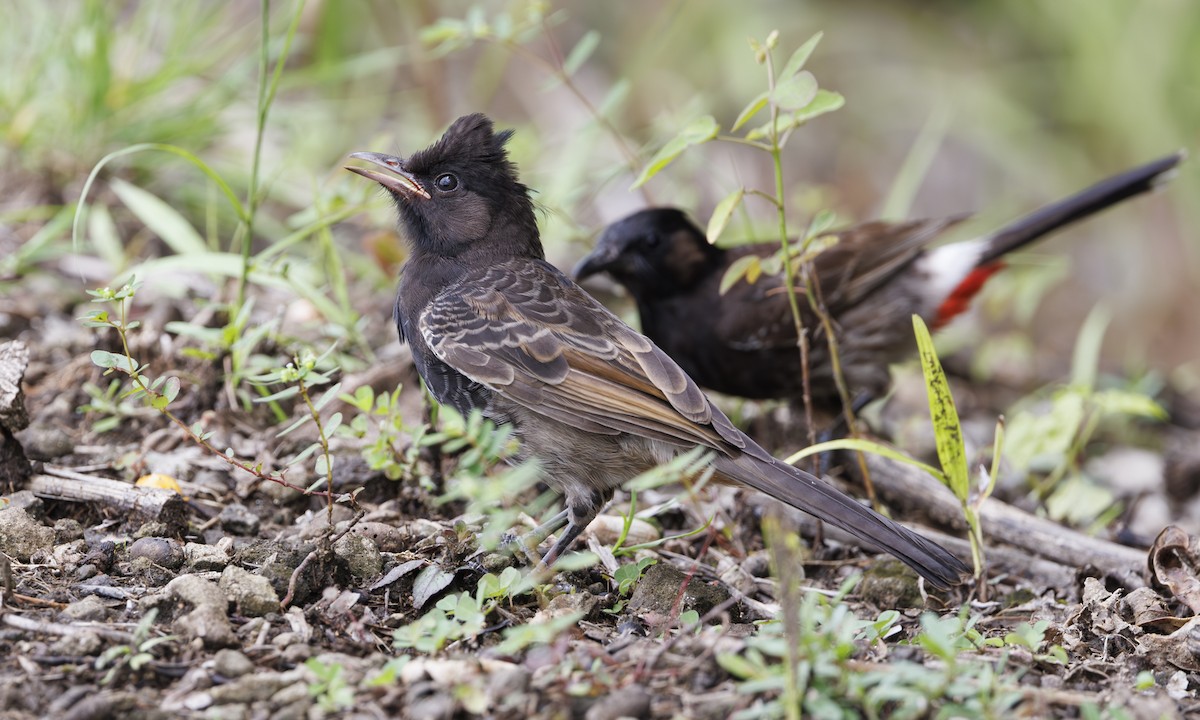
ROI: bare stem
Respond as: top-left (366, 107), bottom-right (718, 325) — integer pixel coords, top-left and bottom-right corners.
top-left (764, 49), bottom-right (818, 455)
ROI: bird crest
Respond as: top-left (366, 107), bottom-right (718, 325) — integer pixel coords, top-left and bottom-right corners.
top-left (405, 113), bottom-right (517, 180)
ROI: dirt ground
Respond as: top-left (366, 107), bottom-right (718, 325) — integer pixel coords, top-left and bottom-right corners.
top-left (1, 270), bottom-right (1200, 720)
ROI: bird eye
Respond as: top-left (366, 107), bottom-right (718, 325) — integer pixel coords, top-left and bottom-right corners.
top-left (434, 173), bottom-right (459, 192)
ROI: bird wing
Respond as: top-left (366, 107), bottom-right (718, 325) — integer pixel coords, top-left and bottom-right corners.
top-left (420, 259), bottom-right (764, 458)
top-left (714, 218), bottom-right (969, 351)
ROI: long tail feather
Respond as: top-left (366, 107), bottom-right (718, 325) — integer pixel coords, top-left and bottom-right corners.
top-left (713, 454), bottom-right (970, 588)
top-left (978, 151), bottom-right (1185, 266)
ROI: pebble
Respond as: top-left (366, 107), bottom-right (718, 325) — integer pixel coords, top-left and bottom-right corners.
top-left (212, 649), bottom-right (255, 678)
top-left (61, 595), bottom-right (111, 622)
top-left (173, 603), bottom-right (236, 649)
top-left (53, 518), bottom-right (84, 543)
top-left (0, 506), bottom-right (55, 560)
top-left (218, 503), bottom-right (261, 536)
top-left (219, 565), bottom-right (280, 617)
top-left (128, 536), bottom-right (184, 569)
top-left (184, 540), bottom-right (231, 571)
top-left (333, 533), bottom-right (382, 581)
top-left (17, 424), bottom-right (73, 460)
top-left (585, 683), bottom-right (652, 720)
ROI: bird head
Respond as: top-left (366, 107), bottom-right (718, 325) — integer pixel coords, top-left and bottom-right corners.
top-left (573, 208), bottom-right (719, 297)
top-left (347, 113), bottom-right (539, 259)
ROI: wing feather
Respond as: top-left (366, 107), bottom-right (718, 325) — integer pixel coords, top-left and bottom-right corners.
top-left (420, 260), bottom-right (755, 457)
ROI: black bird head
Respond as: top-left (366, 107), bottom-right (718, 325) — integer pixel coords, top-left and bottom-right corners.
top-left (573, 208), bottom-right (722, 298)
top-left (347, 113), bottom-right (540, 259)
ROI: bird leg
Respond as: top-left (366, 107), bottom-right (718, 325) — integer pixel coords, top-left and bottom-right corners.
top-left (537, 489), bottom-right (608, 567)
top-left (495, 508), bottom-right (569, 565)
top-left (539, 517), bottom-right (588, 567)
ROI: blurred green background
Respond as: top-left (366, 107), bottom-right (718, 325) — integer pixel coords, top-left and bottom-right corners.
top-left (2, 0), bottom-right (1195, 389)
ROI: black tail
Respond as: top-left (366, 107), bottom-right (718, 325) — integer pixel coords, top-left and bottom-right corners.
top-left (713, 454), bottom-right (969, 588)
top-left (979, 151), bottom-right (1185, 266)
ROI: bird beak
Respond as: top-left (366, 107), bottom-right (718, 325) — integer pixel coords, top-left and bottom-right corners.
top-left (571, 244), bottom-right (620, 281)
top-left (345, 152), bottom-right (431, 199)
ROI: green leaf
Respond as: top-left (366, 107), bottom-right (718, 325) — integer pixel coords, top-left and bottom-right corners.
top-left (90, 350), bottom-right (118, 369)
top-left (769, 71), bottom-right (817, 111)
top-left (110, 178), bottom-right (207, 256)
top-left (314, 383), bottom-right (343, 411)
top-left (563, 30), bottom-right (600, 77)
top-left (718, 254), bottom-right (761, 295)
top-left (732, 91), bottom-right (769, 132)
top-left (716, 652), bottom-right (762, 680)
top-left (806, 209), bottom-right (839, 239)
top-left (631, 115), bottom-right (719, 189)
top-left (912, 315), bottom-right (969, 501)
top-left (599, 78), bottom-right (631, 117)
top-left (792, 88), bottom-right (845, 124)
top-left (324, 412), bottom-right (343, 437)
top-left (1070, 303), bottom-right (1111, 391)
top-left (254, 386), bottom-right (300, 404)
top-left (87, 204), bottom-right (125, 271)
top-left (706, 188), bottom-right (744, 244)
top-left (289, 441), bottom-right (322, 467)
top-left (1091, 389), bottom-right (1167, 420)
top-left (778, 32), bottom-right (824, 80)
top-left (420, 18), bottom-right (465, 46)
top-left (745, 90), bottom-right (845, 141)
top-left (90, 350), bottom-right (137, 374)
top-left (163, 376), bottom-right (180, 404)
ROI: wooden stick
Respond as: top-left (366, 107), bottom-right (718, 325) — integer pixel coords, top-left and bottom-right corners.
top-left (859, 454), bottom-right (1147, 587)
top-left (28, 467), bottom-right (187, 531)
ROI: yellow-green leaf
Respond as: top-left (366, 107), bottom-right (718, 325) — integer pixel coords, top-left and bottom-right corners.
top-left (792, 88), bottom-right (845, 124)
top-left (632, 115), bottom-right (719, 189)
top-left (770, 70), bottom-right (818, 111)
top-left (778, 32), bottom-right (824, 80)
top-left (913, 315), bottom-right (969, 501)
top-left (719, 254), bottom-right (761, 295)
top-left (563, 30), bottom-right (600, 77)
top-left (732, 91), bottom-right (769, 132)
top-left (706, 188), bottom-right (744, 244)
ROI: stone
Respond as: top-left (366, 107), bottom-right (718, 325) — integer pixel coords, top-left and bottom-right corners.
top-left (212, 649), bottom-right (255, 678)
top-left (333, 532), bottom-right (382, 582)
top-left (129, 537), bottom-right (184, 569)
top-left (0, 506), bottom-right (54, 560)
top-left (625, 561), bottom-right (736, 621)
top-left (218, 503), bottom-right (260, 536)
top-left (219, 565), bottom-right (281, 617)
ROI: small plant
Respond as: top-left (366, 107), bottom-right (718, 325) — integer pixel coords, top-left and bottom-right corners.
top-left (94, 609), bottom-right (175, 685)
top-left (248, 345), bottom-right (351, 518)
top-left (910, 315), bottom-right (998, 584)
top-left (612, 557), bottom-right (656, 598)
top-left (78, 377), bottom-right (154, 433)
top-left (714, 599), bottom-right (1054, 719)
top-left (634, 30), bottom-right (849, 444)
top-left (981, 619), bottom-right (1068, 665)
top-left (305, 657), bottom-right (355, 712)
top-left (339, 385), bottom-right (424, 483)
top-left (80, 280), bottom-right (353, 514)
top-left (1003, 305), bottom-right (1165, 527)
top-left (787, 316), bottom-right (1000, 587)
top-left (602, 556), bottom-right (657, 615)
top-left (394, 566), bottom-right (550, 654)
